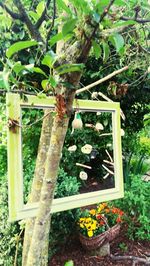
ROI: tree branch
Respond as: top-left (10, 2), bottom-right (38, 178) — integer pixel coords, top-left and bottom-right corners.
top-left (120, 16), bottom-right (150, 24)
top-left (35, 0), bottom-right (51, 29)
top-left (13, 0), bottom-right (43, 42)
top-left (46, 0), bottom-right (56, 51)
top-left (76, 66), bottom-right (128, 94)
top-left (110, 254), bottom-right (150, 264)
top-left (0, 2), bottom-right (22, 20)
top-left (78, 0), bottom-right (115, 63)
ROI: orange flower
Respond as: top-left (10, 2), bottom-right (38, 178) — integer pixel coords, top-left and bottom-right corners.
top-left (105, 208), bottom-right (110, 213)
top-left (116, 216), bottom-right (122, 223)
top-left (119, 210), bottom-right (124, 216)
top-left (99, 220), bottom-right (105, 226)
top-left (96, 214), bottom-right (102, 219)
top-left (111, 207), bottom-right (118, 214)
top-left (102, 202), bottom-right (107, 208)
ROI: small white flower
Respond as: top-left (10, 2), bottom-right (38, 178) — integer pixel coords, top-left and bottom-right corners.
top-left (81, 144), bottom-right (93, 154)
top-left (79, 171), bottom-right (88, 180)
top-left (96, 112), bottom-right (101, 116)
top-left (68, 145), bottom-right (77, 152)
top-left (95, 122), bottom-right (104, 131)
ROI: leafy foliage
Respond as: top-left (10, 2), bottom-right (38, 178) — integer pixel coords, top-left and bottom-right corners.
top-left (115, 175), bottom-right (150, 240)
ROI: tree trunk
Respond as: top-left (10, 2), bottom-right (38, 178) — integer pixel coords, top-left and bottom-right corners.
top-left (22, 109), bottom-right (53, 266)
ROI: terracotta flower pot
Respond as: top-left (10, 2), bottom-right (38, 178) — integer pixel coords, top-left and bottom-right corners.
top-left (79, 224), bottom-right (120, 251)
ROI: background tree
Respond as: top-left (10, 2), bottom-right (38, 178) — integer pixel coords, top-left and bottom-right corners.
top-left (0, 0), bottom-right (150, 265)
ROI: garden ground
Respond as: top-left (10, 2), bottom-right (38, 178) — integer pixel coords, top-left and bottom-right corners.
top-left (50, 226), bottom-right (150, 266)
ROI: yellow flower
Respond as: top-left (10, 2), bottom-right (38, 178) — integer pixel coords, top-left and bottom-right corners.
top-left (79, 218), bottom-right (85, 222)
top-left (85, 217), bottom-right (92, 223)
top-left (98, 204), bottom-right (104, 212)
top-left (88, 230), bottom-right (93, 237)
top-left (89, 209), bottom-right (96, 216)
top-left (79, 223), bottom-right (84, 228)
top-left (91, 223), bottom-right (97, 230)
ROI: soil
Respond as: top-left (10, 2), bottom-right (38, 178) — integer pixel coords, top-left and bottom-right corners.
top-left (50, 226), bottom-right (150, 266)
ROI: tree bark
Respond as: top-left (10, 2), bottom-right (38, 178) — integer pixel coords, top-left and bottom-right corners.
top-left (22, 109), bottom-right (53, 266)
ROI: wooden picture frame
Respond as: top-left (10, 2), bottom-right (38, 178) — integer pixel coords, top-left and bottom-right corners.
top-left (7, 93), bottom-right (124, 221)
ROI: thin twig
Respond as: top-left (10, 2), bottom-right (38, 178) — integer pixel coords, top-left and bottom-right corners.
top-left (76, 163), bottom-right (92, 169)
top-left (35, 0), bottom-right (51, 29)
top-left (110, 254), bottom-right (150, 264)
top-left (76, 66), bottom-right (128, 94)
top-left (105, 150), bottom-right (113, 162)
top-left (14, 229), bottom-right (24, 266)
top-left (46, 0), bottom-right (56, 51)
top-left (103, 160), bottom-right (114, 166)
top-left (0, 2), bottom-right (22, 20)
top-left (99, 133), bottom-right (112, 137)
top-left (120, 16), bottom-right (150, 24)
top-left (102, 164), bottom-right (114, 175)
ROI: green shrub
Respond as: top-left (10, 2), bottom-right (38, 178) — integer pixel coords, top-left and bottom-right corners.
top-left (0, 176), bottom-right (22, 266)
top-left (115, 175), bottom-right (150, 240)
top-left (49, 168), bottom-right (81, 257)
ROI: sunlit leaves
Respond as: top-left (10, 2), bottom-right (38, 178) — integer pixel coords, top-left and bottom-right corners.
top-left (92, 40), bottom-right (102, 59)
top-left (102, 41), bottom-right (110, 62)
top-left (69, 0), bottom-right (92, 15)
top-left (36, 1), bottom-right (45, 16)
top-left (6, 40), bottom-right (38, 58)
top-left (109, 33), bottom-right (124, 53)
top-left (55, 63), bottom-right (84, 75)
top-left (42, 51), bottom-right (57, 68)
top-left (62, 18), bottom-right (77, 36)
top-left (57, 0), bottom-right (72, 15)
top-left (0, 68), bottom-right (10, 90)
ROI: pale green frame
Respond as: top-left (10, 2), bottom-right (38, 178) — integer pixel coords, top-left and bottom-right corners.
top-left (7, 93), bottom-right (124, 221)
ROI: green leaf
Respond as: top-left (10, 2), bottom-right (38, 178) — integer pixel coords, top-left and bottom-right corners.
top-left (49, 33), bottom-right (63, 46)
top-left (55, 63), bottom-right (84, 75)
top-left (36, 1), bottom-right (45, 16)
top-left (6, 40), bottom-right (38, 58)
top-left (42, 51), bottom-right (57, 68)
top-left (13, 62), bottom-right (25, 74)
top-left (48, 75), bottom-right (58, 88)
top-left (41, 79), bottom-right (49, 90)
top-left (64, 260), bottom-right (74, 266)
top-left (70, 0), bottom-right (91, 14)
top-left (92, 41), bottom-right (102, 59)
top-left (62, 18), bottom-right (77, 37)
top-left (109, 33), bottom-right (124, 52)
top-left (57, 0), bottom-right (72, 15)
top-left (32, 67), bottom-right (48, 77)
top-left (102, 42), bottom-right (110, 62)
top-left (0, 69), bottom-right (10, 90)
top-left (29, 11), bottom-right (39, 21)
top-left (113, 20), bottom-right (137, 28)
top-left (93, 12), bottom-right (100, 23)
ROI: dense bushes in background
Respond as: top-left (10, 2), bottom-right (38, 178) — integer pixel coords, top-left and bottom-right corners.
top-left (115, 174), bottom-right (150, 240)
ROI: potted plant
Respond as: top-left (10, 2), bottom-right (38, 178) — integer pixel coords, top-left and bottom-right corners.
top-left (78, 202), bottom-right (124, 250)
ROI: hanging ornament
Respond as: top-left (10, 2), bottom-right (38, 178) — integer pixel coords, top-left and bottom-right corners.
top-left (81, 144), bottom-right (93, 154)
top-left (71, 112), bottom-right (83, 134)
top-left (79, 171), bottom-right (88, 180)
top-left (91, 92), bottom-right (98, 99)
top-left (95, 122), bottom-right (104, 131)
top-left (90, 149), bottom-right (98, 159)
top-left (68, 145), bottom-right (77, 152)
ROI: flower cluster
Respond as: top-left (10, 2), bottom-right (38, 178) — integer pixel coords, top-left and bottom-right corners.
top-left (78, 202), bottom-right (124, 238)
